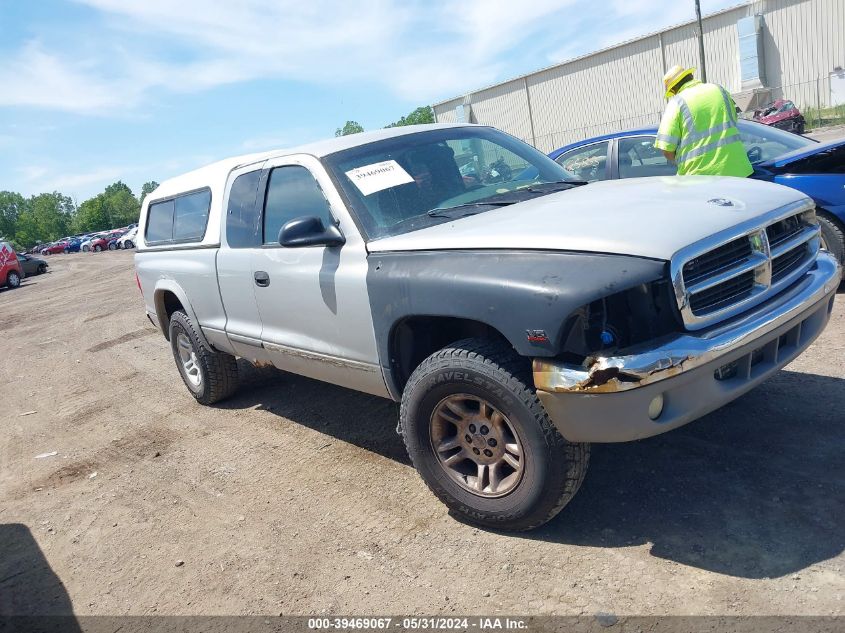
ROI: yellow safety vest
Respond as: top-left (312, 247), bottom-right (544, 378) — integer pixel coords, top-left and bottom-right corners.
top-left (655, 80), bottom-right (753, 177)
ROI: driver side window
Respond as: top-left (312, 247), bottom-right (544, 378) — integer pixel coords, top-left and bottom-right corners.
top-left (554, 142), bottom-right (609, 182)
top-left (263, 166), bottom-right (334, 245)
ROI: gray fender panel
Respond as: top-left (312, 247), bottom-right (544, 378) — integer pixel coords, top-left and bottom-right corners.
top-left (152, 280), bottom-right (213, 350)
top-left (366, 249), bottom-right (667, 397)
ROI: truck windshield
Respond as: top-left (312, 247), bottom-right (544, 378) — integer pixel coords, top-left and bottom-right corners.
top-left (323, 127), bottom-right (581, 240)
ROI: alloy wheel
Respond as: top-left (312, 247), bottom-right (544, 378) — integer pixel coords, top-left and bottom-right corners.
top-left (429, 394), bottom-right (524, 498)
top-left (176, 332), bottom-right (203, 388)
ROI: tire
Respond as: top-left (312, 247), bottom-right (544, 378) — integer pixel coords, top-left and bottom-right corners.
top-left (108, 242), bottom-right (117, 250)
top-left (82, 245), bottom-right (89, 252)
top-left (94, 244), bottom-right (102, 252)
top-left (6, 270), bottom-right (21, 288)
top-left (63, 248), bottom-right (69, 254)
top-left (124, 240), bottom-right (134, 249)
top-left (37, 264), bottom-right (47, 274)
top-left (399, 338), bottom-right (589, 531)
top-left (818, 213), bottom-right (845, 264)
top-left (168, 310), bottom-right (239, 405)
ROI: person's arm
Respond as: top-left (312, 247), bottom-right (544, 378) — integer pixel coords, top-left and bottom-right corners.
top-left (655, 101), bottom-right (681, 163)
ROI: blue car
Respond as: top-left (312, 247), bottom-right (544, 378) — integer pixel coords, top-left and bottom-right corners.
top-left (62, 238), bottom-right (83, 253)
top-left (548, 120), bottom-right (845, 263)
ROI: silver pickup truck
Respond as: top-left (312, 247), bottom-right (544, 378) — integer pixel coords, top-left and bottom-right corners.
top-left (135, 123), bottom-right (840, 531)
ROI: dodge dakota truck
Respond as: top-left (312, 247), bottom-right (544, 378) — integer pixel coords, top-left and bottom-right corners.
top-left (135, 123), bottom-right (840, 531)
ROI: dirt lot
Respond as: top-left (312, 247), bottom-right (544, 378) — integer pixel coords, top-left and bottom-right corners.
top-left (1, 250), bottom-right (843, 617)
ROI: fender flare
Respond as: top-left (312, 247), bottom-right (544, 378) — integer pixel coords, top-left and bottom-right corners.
top-left (152, 279), bottom-right (213, 350)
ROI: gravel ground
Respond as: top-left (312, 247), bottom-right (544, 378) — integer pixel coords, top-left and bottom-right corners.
top-left (1, 250), bottom-right (843, 617)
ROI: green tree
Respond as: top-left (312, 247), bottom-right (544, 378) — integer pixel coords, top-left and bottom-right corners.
top-left (15, 192), bottom-right (74, 246)
top-left (73, 195), bottom-right (110, 233)
top-left (108, 187), bottom-right (141, 227)
top-left (73, 181), bottom-right (141, 233)
top-left (140, 181), bottom-right (159, 205)
top-left (0, 191), bottom-right (28, 241)
top-left (335, 121), bottom-right (364, 136)
top-left (385, 106), bottom-right (434, 128)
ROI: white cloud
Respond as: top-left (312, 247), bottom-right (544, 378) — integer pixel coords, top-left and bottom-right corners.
top-left (0, 0), bottom-right (582, 113)
top-left (0, 41), bottom-right (142, 113)
top-left (19, 165), bottom-right (123, 194)
top-left (1, 0), bottom-right (743, 114)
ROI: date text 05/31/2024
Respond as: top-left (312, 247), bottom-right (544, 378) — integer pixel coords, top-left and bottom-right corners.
top-left (307, 617), bottom-right (529, 630)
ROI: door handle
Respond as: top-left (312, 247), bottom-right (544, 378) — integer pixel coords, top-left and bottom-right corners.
top-left (254, 271), bottom-right (270, 287)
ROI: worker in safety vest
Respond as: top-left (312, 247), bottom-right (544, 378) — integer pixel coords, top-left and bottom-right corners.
top-left (654, 65), bottom-right (753, 177)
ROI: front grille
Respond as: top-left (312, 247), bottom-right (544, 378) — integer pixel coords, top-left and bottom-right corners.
top-left (682, 236), bottom-right (752, 285)
top-left (772, 244), bottom-right (809, 282)
top-left (673, 206), bottom-right (820, 330)
top-left (688, 270), bottom-right (755, 315)
top-left (767, 215), bottom-right (802, 248)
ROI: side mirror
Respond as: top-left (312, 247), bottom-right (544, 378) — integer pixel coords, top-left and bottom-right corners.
top-left (279, 216), bottom-right (345, 248)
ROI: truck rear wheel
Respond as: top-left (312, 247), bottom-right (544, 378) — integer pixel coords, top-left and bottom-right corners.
top-left (169, 310), bottom-right (239, 405)
top-left (399, 338), bottom-right (589, 531)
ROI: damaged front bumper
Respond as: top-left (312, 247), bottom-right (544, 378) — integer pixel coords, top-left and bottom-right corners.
top-left (534, 252), bottom-right (841, 442)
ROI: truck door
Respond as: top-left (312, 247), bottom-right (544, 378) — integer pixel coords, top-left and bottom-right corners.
top-left (250, 154), bottom-right (388, 397)
top-left (216, 162), bottom-right (275, 365)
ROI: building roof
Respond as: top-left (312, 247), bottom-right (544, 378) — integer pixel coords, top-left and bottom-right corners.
top-left (433, 2), bottom-right (749, 107)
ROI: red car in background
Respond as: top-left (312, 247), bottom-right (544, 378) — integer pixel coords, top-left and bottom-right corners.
top-left (40, 242), bottom-right (68, 255)
top-left (89, 236), bottom-right (112, 252)
top-left (753, 99), bottom-right (806, 134)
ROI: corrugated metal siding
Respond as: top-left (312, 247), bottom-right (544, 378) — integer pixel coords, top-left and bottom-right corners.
top-left (527, 35), bottom-right (667, 151)
top-left (433, 0), bottom-right (844, 149)
top-left (469, 79), bottom-right (533, 142)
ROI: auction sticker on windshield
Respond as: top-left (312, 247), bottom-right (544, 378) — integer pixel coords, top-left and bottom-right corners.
top-left (345, 160), bottom-right (414, 196)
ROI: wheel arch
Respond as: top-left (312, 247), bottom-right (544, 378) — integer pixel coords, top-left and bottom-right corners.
top-left (817, 206), bottom-right (845, 233)
top-left (152, 280), bottom-right (212, 349)
top-left (386, 315), bottom-right (514, 397)
top-left (816, 206), bottom-right (845, 263)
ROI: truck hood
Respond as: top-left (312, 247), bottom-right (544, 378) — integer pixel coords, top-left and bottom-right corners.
top-left (367, 176), bottom-right (810, 261)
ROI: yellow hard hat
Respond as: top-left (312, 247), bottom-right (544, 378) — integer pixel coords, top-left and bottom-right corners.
top-left (663, 64), bottom-right (695, 98)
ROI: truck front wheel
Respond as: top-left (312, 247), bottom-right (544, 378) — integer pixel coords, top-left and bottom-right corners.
top-left (399, 338), bottom-right (589, 531)
top-left (169, 310), bottom-right (239, 405)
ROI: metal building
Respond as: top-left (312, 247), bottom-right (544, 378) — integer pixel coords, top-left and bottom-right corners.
top-left (433, 0), bottom-right (845, 152)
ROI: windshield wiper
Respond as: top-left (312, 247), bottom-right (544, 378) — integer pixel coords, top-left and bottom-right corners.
top-left (521, 180), bottom-right (588, 192)
top-left (426, 201), bottom-right (514, 218)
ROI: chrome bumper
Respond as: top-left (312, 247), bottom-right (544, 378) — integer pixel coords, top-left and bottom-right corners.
top-left (534, 252), bottom-right (840, 442)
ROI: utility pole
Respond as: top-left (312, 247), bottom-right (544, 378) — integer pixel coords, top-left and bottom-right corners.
top-left (695, 0), bottom-right (707, 82)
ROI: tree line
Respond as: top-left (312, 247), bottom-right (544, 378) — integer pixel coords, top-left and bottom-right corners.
top-left (0, 180), bottom-right (159, 250)
top-left (335, 105), bottom-right (434, 137)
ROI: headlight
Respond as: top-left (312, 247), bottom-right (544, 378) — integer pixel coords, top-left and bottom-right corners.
top-left (560, 278), bottom-right (680, 360)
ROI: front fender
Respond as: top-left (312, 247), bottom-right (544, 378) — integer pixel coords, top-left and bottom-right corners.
top-left (366, 249), bottom-right (667, 372)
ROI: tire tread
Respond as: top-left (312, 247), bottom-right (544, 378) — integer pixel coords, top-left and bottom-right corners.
top-left (818, 213), bottom-right (845, 265)
top-left (170, 311), bottom-right (239, 405)
top-left (399, 337), bottom-right (589, 531)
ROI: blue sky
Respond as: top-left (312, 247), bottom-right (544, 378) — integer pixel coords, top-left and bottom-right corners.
top-left (0, 0), bottom-right (740, 203)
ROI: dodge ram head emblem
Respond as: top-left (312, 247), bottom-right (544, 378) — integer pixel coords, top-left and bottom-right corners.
top-left (707, 198), bottom-right (735, 207)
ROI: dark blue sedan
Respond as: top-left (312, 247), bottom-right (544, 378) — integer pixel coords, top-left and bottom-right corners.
top-left (548, 120), bottom-right (845, 262)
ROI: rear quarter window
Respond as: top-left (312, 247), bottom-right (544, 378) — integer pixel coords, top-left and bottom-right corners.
top-left (145, 188), bottom-right (211, 245)
top-left (146, 200), bottom-right (175, 243)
